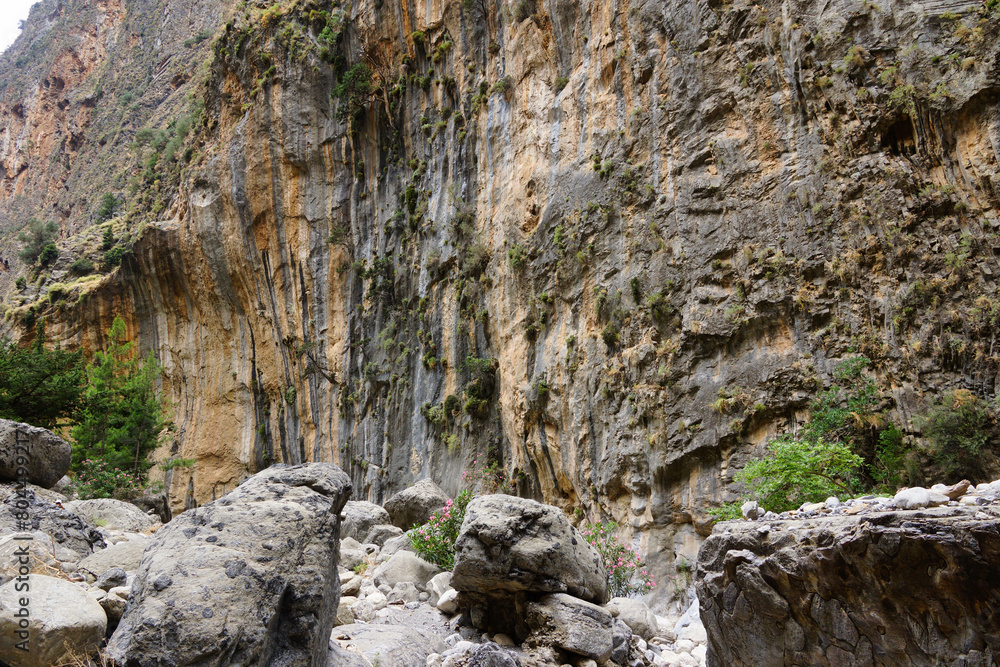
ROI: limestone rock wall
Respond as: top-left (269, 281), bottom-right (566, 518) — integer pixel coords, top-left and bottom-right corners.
top-left (2, 0), bottom-right (1000, 608)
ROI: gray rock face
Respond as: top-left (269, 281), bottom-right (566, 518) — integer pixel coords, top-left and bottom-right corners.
top-left (0, 420), bottom-right (72, 489)
top-left (107, 463), bottom-right (352, 667)
top-left (0, 485), bottom-right (104, 563)
top-left (64, 498), bottom-right (156, 532)
top-left (383, 479), bottom-right (450, 530)
top-left (364, 523), bottom-right (404, 546)
top-left (0, 574), bottom-right (107, 667)
top-left (329, 623), bottom-right (447, 667)
top-left (605, 596), bottom-right (658, 641)
top-left (525, 593), bottom-right (614, 662)
top-left (372, 551), bottom-right (441, 591)
top-left (465, 642), bottom-right (523, 667)
top-left (696, 507), bottom-right (1000, 666)
top-left (341, 500), bottom-right (391, 542)
top-left (76, 535), bottom-right (149, 575)
top-left (452, 495), bottom-right (609, 606)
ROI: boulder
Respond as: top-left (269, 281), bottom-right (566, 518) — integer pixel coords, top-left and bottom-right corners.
top-left (0, 486), bottom-right (105, 562)
top-left (64, 498), bottom-right (156, 532)
top-left (0, 574), bottom-right (107, 667)
top-left (338, 536), bottom-right (367, 570)
top-left (696, 508), bottom-right (1000, 666)
top-left (331, 623), bottom-right (448, 667)
top-left (107, 463), bottom-right (352, 666)
top-left (372, 550), bottom-right (441, 590)
top-left (892, 486), bottom-right (948, 510)
top-left (0, 533), bottom-right (58, 585)
top-left (464, 642), bottom-right (523, 667)
top-left (0, 419), bottom-right (72, 489)
top-left (377, 533), bottom-right (415, 562)
top-left (101, 592), bottom-right (127, 629)
top-left (605, 596), bottom-right (658, 640)
top-left (335, 597), bottom-right (356, 626)
top-left (427, 571), bottom-right (452, 606)
top-left (452, 495), bottom-right (608, 607)
top-left (94, 566), bottom-right (127, 591)
top-left (364, 523), bottom-right (404, 546)
top-left (341, 500), bottom-right (390, 541)
top-left (76, 534), bottom-right (149, 575)
top-left (525, 593), bottom-right (614, 662)
top-left (383, 479), bottom-right (451, 530)
top-left (931, 479), bottom-right (971, 500)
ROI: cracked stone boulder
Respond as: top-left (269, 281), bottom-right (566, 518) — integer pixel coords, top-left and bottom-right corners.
top-left (383, 478), bottom-right (450, 530)
top-left (107, 463), bottom-right (352, 666)
top-left (64, 498), bottom-right (156, 532)
top-left (526, 593), bottom-right (614, 662)
top-left (0, 419), bottom-right (72, 489)
top-left (696, 507), bottom-right (1000, 666)
top-left (329, 623), bottom-right (447, 667)
top-left (340, 500), bottom-right (390, 542)
top-left (0, 574), bottom-right (107, 667)
top-left (452, 494), bottom-right (608, 637)
top-left (0, 484), bottom-right (105, 564)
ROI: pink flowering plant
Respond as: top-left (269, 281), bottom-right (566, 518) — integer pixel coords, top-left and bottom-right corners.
top-left (407, 489), bottom-right (473, 569)
top-left (74, 458), bottom-right (145, 500)
top-left (580, 521), bottom-right (655, 597)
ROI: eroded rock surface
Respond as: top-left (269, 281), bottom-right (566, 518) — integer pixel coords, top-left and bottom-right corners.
top-left (107, 463), bottom-right (352, 667)
top-left (0, 420), bottom-right (72, 489)
top-left (696, 506), bottom-right (1000, 666)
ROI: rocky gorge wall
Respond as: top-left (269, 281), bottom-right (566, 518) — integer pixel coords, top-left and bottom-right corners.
top-left (2, 0), bottom-right (1000, 609)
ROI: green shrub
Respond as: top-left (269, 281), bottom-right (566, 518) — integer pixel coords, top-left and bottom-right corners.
top-left (0, 321), bottom-right (84, 429)
top-left (70, 257), bottom-right (94, 274)
top-left (96, 193), bottom-right (117, 221)
top-left (101, 226), bottom-right (116, 251)
top-left (18, 219), bottom-right (58, 266)
top-left (407, 489), bottom-right (472, 569)
top-left (917, 390), bottom-right (995, 479)
top-left (736, 437), bottom-right (863, 512)
top-left (103, 246), bottom-right (126, 268)
top-left (580, 522), bottom-right (655, 597)
top-left (14, 277), bottom-right (25, 290)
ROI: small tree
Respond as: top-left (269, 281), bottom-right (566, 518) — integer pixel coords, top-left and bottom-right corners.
top-left (917, 390), bottom-right (995, 480)
top-left (736, 437), bottom-right (863, 512)
top-left (18, 219), bottom-right (59, 266)
top-left (71, 316), bottom-right (167, 483)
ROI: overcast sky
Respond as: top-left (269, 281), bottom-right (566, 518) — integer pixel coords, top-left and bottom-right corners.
top-left (0, 0), bottom-right (39, 53)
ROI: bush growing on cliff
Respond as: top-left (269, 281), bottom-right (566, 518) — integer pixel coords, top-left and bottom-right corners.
top-left (18, 219), bottom-right (59, 266)
top-left (916, 390), bottom-right (996, 480)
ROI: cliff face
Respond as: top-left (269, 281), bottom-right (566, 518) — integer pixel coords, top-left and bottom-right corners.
top-left (2, 0), bottom-right (1000, 606)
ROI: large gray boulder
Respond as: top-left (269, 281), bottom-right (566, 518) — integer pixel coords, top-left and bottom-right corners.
top-left (453, 495), bottom-right (608, 602)
top-left (330, 623), bottom-right (447, 667)
top-left (65, 498), bottom-right (156, 532)
top-left (0, 485), bottom-right (104, 562)
top-left (107, 463), bottom-right (352, 666)
top-left (372, 550), bottom-right (441, 590)
top-left (605, 596), bottom-right (658, 641)
top-left (383, 478), bottom-right (450, 530)
top-left (341, 500), bottom-right (390, 541)
top-left (0, 574), bottom-right (107, 667)
top-left (696, 507), bottom-right (1000, 666)
top-left (0, 419), bottom-right (72, 489)
top-left (76, 534), bottom-right (150, 575)
top-left (525, 593), bottom-right (614, 662)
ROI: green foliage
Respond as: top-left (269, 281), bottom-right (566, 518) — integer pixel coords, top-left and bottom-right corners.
top-left (491, 76), bottom-right (513, 96)
top-left (462, 355), bottom-right (496, 417)
top-left (14, 277), bottom-right (26, 290)
top-left (407, 489), bottom-right (472, 569)
top-left (104, 246), bottom-right (126, 269)
top-left (507, 244), bottom-right (527, 269)
top-left (554, 76), bottom-right (569, 93)
top-left (70, 257), bottom-right (95, 275)
top-left (917, 390), bottom-right (995, 479)
top-left (736, 437), bottom-right (863, 512)
top-left (96, 193), bottom-right (117, 222)
top-left (101, 226), bottom-right (116, 251)
top-left (580, 522), bottom-right (655, 597)
top-left (707, 502), bottom-right (742, 522)
top-left (332, 63), bottom-right (376, 122)
top-left (18, 219), bottom-right (59, 266)
top-left (73, 458), bottom-right (145, 500)
top-left (70, 316), bottom-right (168, 483)
top-left (0, 321), bottom-right (84, 430)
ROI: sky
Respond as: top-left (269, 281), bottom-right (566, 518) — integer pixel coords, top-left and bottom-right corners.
top-left (0, 0), bottom-right (39, 53)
